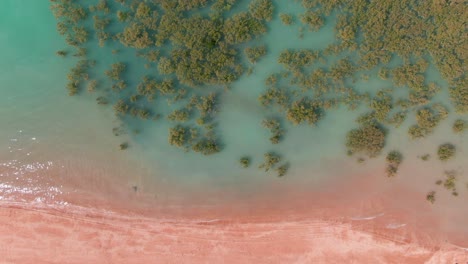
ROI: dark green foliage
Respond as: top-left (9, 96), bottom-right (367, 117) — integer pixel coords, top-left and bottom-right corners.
top-left (426, 191), bottom-right (436, 204)
top-left (157, 57), bottom-right (175, 75)
top-left (449, 78), bottom-right (467, 113)
top-left (116, 10), bottom-right (129, 22)
top-left (52, 0), bottom-right (467, 174)
top-left (387, 111), bottom-right (407, 128)
top-left (300, 11), bottom-right (323, 31)
top-left (385, 151), bottom-right (402, 177)
top-left (51, 0), bottom-right (88, 47)
top-left (118, 22), bottom-right (153, 49)
top-left (442, 170), bottom-right (457, 191)
top-left (93, 15), bottom-right (111, 46)
top-left (275, 163), bottom-right (289, 177)
top-left (378, 68), bottom-right (389, 80)
top-left (437, 143), bottom-right (456, 161)
top-left (224, 13), bottom-right (267, 45)
top-left (357, 113), bottom-right (377, 127)
top-left (73, 47), bottom-right (87, 57)
top-left (51, 0), bottom-right (276, 158)
top-left (159, 79), bottom-right (175, 95)
top-left (435, 170), bottom-right (460, 197)
top-left (329, 58), bottom-right (355, 80)
top-left (71, 26), bottom-right (89, 45)
top-left (258, 88), bottom-right (289, 109)
top-left (239, 156), bottom-right (251, 168)
top-left (211, 0), bottom-right (236, 11)
top-left (194, 93), bottom-right (217, 116)
top-left (66, 60), bottom-right (91, 95)
top-left (249, 0), bottom-right (274, 21)
top-left (112, 80), bottom-right (127, 91)
top-left (119, 142), bottom-right (128, 150)
top-left (113, 99), bottom-right (129, 115)
top-left (278, 49), bottom-right (319, 70)
top-left (370, 91), bottom-right (393, 123)
top-left (96, 96), bottom-right (108, 105)
top-left (105, 62), bottom-right (125, 81)
top-left (137, 109), bottom-right (150, 119)
top-left (168, 126), bottom-right (188, 148)
top-left (386, 151), bottom-right (402, 165)
top-left (259, 152), bottom-right (281, 172)
top-left (357, 157), bottom-right (365, 163)
top-left (392, 62), bottom-right (427, 91)
top-left (453, 119), bottom-right (467, 134)
top-left (279, 14), bottom-right (294, 25)
top-left (136, 76), bottom-right (158, 100)
top-left (262, 118), bottom-right (284, 144)
top-left (93, 15), bottom-right (110, 30)
top-left (192, 139), bottom-right (221, 155)
top-left (346, 124), bottom-right (386, 157)
top-left (420, 154), bottom-right (430, 161)
top-left (51, 0), bottom-right (87, 23)
top-left (56, 50), bottom-right (67, 57)
top-left (286, 98), bottom-right (322, 125)
top-left (167, 109), bottom-right (190, 122)
top-left (87, 80), bottom-right (97, 92)
top-left (408, 106), bottom-right (447, 139)
top-left (112, 125), bottom-right (125, 136)
top-left (129, 94), bottom-right (139, 103)
top-left (245, 45), bottom-right (267, 64)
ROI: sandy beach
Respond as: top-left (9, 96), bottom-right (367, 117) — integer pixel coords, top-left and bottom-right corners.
top-left (0, 1), bottom-right (466, 263)
top-left (1, 168), bottom-right (467, 264)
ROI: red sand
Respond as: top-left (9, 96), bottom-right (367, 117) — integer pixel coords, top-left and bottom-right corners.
top-left (1, 203), bottom-right (467, 264)
top-left (1, 168), bottom-right (468, 263)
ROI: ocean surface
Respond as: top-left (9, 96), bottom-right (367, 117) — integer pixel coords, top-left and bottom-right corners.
top-left (0, 0), bottom-right (467, 250)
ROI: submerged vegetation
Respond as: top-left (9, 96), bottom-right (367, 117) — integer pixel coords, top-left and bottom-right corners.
top-left (437, 143), bottom-right (456, 161)
top-left (245, 46), bottom-right (267, 64)
top-left (51, 0), bottom-right (274, 157)
top-left (51, 0), bottom-right (466, 184)
top-left (408, 106), bottom-right (447, 139)
top-left (119, 142), bottom-right (128, 150)
top-left (385, 151), bottom-right (403, 177)
top-left (453, 119), bottom-right (467, 134)
top-left (426, 191), bottom-right (436, 204)
top-left (346, 124), bottom-right (385, 158)
top-left (286, 98), bottom-right (322, 125)
top-left (435, 170), bottom-right (460, 197)
top-left (262, 118), bottom-right (284, 144)
top-left (279, 14), bottom-right (294, 25)
top-left (168, 126), bottom-right (188, 148)
top-left (56, 50), bottom-right (67, 57)
top-left (259, 152), bottom-right (280, 172)
top-left (239, 156), bottom-right (251, 168)
top-left (420, 154), bottom-right (430, 161)
top-left (275, 163), bottom-right (289, 177)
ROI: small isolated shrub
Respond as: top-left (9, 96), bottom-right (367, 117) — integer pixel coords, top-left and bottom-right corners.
top-left (437, 143), bottom-right (456, 161)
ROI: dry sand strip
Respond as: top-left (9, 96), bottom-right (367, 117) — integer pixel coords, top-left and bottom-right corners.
top-left (0, 202), bottom-right (467, 264)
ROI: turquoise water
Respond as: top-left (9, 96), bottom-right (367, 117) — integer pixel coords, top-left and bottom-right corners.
top-left (0, 1), bottom-right (155, 205)
top-left (0, 0), bottom-right (466, 221)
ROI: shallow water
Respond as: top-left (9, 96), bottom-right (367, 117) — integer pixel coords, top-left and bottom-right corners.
top-left (0, 0), bottom-right (467, 259)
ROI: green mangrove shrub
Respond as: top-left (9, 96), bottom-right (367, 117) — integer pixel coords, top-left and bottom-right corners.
top-left (346, 124), bottom-right (386, 157)
top-left (437, 143), bottom-right (456, 161)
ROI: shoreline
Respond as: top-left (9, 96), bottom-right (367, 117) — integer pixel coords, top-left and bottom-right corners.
top-left (1, 168), bottom-right (467, 263)
top-left (1, 199), bottom-right (467, 264)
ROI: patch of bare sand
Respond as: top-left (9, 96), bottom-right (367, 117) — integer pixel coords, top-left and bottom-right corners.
top-left (0, 203), bottom-right (467, 264)
top-left (1, 169), bottom-right (467, 264)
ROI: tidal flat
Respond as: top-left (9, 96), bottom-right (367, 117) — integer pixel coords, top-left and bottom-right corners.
top-left (0, 0), bottom-right (467, 262)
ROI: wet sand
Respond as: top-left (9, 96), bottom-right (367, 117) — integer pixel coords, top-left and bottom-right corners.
top-left (1, 167), bottom-right (467, 264)
top-left (1, 203), bottom-right (466, 264)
